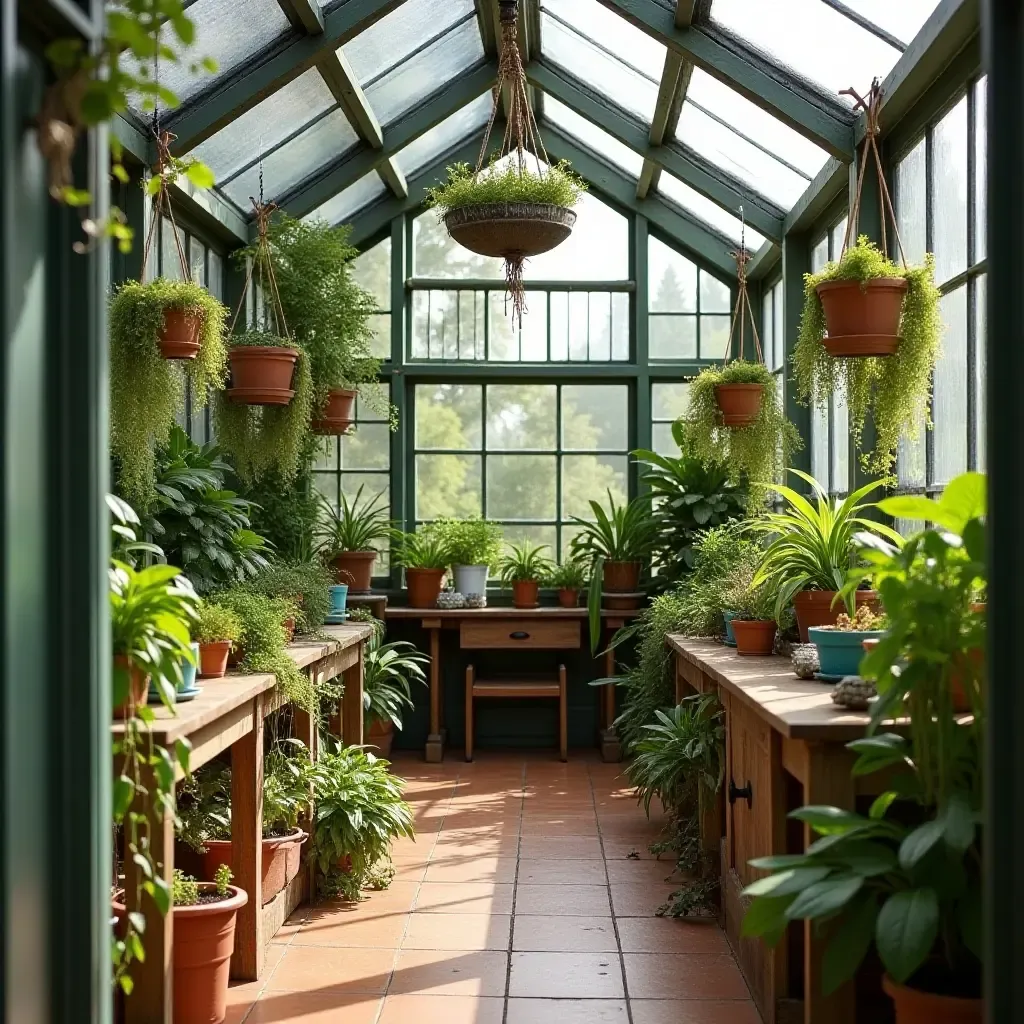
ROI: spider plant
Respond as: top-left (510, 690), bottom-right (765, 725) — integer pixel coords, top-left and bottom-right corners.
top-left (390, 527), bottom-right (450, 570)
top-left (363, 640), bottom-right (430, 731)
top-left (568, 490), bottom-right (658, 564)
top-left (315, 485), bottom-right (392, 557)
top-left (497, 541), bottom-right (554, 583)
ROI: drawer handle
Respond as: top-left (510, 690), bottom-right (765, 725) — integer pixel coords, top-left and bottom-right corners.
top-left (729, 779), bottom-right (753, 808)
top-left (509, 631), bottom-right (530, 640)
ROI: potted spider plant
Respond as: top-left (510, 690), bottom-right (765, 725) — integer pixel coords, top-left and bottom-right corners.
top-left (429, 517), bottom-right (504, 598)
top-left (392, 527), bottom-right (449, 608)
top-left (363, 639), bottom-right (430, 757)
top-left (547, 557), bottom-right (589, 608)
top-left (748, 470), bottom-right (900, 642)
top-left (498, 541), bottom-right (554, 609)
top-left (315, 486), bottom-right (392, 594)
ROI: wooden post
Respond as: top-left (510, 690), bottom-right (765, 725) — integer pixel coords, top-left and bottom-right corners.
top-left (425, 622), bottom-right (444, 762)
top-left (341, 640), bottom-right (365, 747)
top-left (230, 694), bottom-right (264, 981)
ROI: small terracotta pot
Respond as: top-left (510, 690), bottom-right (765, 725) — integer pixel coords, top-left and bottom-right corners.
top-left (312, 387), bottom-right (357, 435)
top-left (731, 619), bottom-right (777, 656)
top-left (512, 579), bottom-right (540, 609)
top-left (406, 567), bottom-right (445, 609)
top-left (558, 587), bottom-right (579, 608)
top-left (198, 640), bottom-right (231, 679)
top-left (283, 617), bottom-right (296, 643)
top-left (714, 383), bottom-right (764, 426)
top-left (792, 589), bottom-right (879, 643)
top-left (367, 717), bottom-right (395, 757)
top-left (950, 647), bottom-right (984, 714)
top-left (603, 560), bottom-right (641, 592)
top-left (331, 550), bottom-right (377, 593)
top-left (158, 308), bottom-right (202, 360)
top-left (882, 975), bottom-right (982, 1024)
top-left (113, 655), bottom-right (150, 719)
top-left (227, 345), bottom-right (298, 405)
top-left (201, 830), bottom-right (306, 906)
top-left (816, 277), bottom-right (908, 357)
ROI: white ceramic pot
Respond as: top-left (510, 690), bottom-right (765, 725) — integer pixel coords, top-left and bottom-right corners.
top-left (453, 564), bottom-right (489, 597)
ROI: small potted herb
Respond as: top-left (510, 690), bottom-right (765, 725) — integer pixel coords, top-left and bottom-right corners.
top-left (363, 639), bottom-right (430, 756)
top-left (498, 541), bottom-right (554, 609)
top-left (392, 527), bottom-right (449, 609)
top-left (429, 517), bottom-right (504, 598)
top-left (246, 559), bottom-right (334, 634)
top-left (808, 606), bottom-right (886, 678)
top-left (547, 558), bottom-right (589, 608)
top-left (723, 574), bottom-right (778, 657)
top-left (194, 600), bottom-right (242, 679)
top-left (315, 486), bottom-right (392, 593)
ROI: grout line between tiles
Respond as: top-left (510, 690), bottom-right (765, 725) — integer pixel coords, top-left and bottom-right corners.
top-left (501, 760), bottom-right (526, 1024)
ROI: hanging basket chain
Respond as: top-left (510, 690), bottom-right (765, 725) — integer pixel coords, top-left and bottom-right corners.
top-left (839, 79), bottom-right (907, 267)
top-left (724, 216), bottom-right (762, 367)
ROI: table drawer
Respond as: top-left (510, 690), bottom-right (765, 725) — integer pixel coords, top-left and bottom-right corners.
top-left (460, 618), bottom-right (581, 650)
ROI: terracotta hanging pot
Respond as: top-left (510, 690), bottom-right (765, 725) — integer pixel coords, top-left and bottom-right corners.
top-left (445, 203), bottom-right (576, 260)
top-left (882, 976), bottom-right (982, 1024)
top-left (406, 567), bottom-right (446, 609)
top-left (731, 619), bottom-right (777, 657)
top-left (227, 346), bottom-right (298, 405)
top-left (558, 587), bottom-right (579, 608)
top-left (714, 383), bottom-right (765, 426)
top-left (816, 277), bottom-right (908, 357)
top-left (201, 829), bottom-right (306, 905)
top-left (312, 387), bottom-right (358, 435)
top-left (158, 308), bottom-right (202, 360)
top-left (792, 589), bottom-right (879, 642)
top-left (512, 580), bottom-right (540, 609)
top-left (331, 550), bottom-right (377, 594)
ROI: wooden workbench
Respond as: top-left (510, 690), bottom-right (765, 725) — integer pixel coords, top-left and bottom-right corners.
top-left (115, 623), bottom-right (371, 1024)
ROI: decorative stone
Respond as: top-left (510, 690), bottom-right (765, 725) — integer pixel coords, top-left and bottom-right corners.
top-left (436, 590), bottom-right (466, 610)
top-left (464, 592), bottom-right (487, 609)
top-left (791, 644), bottom-right (820, 679)
top-left (831, 676), bottom-right (877, 711)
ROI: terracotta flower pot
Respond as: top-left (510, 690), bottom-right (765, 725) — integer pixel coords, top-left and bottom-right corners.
top-left (283, 617), bottom-right (296, 643)
top-left (158, 308), bottom-right (202, 360)
top-left (201, 829), bottom-right (306, 906)
top-left (512, 579), bottom-right (540, 609)
top-left (198, 640), bottom-right (231, 679)
top-left (227, 345), bottom-right (298, 405)
top-left (816, 277), bottom-right (908, 357)
top-left (604, 592), bottom-right (643, 611)
top-left (558, 587), bottom-right (579, 608)
top-left (882, 975), bottom-right (982, 1024)
top-left (792, 589), bottom-right (878, 643)
top-left (731, 619), bottom-right (777, 656)
top-left (406, 567), bottom-right (445, 609)
top-left (367, 717), bottom-right (395, 757)
top-left (331, 550), bottom-right (377, 593)
top-left (113, 655), bottom-right (150, 720)
top-left (312, 387), bottom-right (357, 435)
top-left (714, 383), bottom-right (764, 426)
top-left (603, 560), bottom-right (641, 593)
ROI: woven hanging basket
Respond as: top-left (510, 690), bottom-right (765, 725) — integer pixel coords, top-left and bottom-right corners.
top-left (444, 202), bottom-right (576, 260)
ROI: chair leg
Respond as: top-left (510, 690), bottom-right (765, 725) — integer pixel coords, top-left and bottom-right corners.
top-left (465, 663), bottom-right (474, 762)
top-left (558, 663), bottom-right (567, 762)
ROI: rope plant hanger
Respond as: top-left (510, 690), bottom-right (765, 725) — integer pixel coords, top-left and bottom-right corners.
top-left (429, 0), bottom-right (585, 325)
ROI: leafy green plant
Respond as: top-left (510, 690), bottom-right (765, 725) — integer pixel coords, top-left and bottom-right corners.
top-left (795, 237), bottom-right (942, 477)
top-left (213, 864), bottom-right (233, 897)
top-left (214, 331), bottom-right (314, 485)
top-left (108, 492), bottom-right (164, 567)
top-left (176, 761), bottom-right (231, 851)
top-left (425, 159), bottom-right (587, 213)
top-left (315, 486), bottom-right (392, 556)
top-left (429, 517), bottom-right (504, 568)
top-left (172, 870), bottom-right (200, 907)
top-left (682, 360), bottom-right (801, 509)
top-left (241, 462), bottom-right (321, 562)
top-left (193, 601), bottom-right (242, 646)
top-left (363, 640), bottom-right (429, 731)
top-left (725, 579), bottom-right (778, 622)
top-left (546, 558), bottom-right (589, 590)
top-left (821, 607), bottom-right (887, 632)
top-left (498, 541), bottom-right (554, 584)
top-left (569, 491), bottom-right (658, 564)
top-left (109, 279), bottom-right (229, 507)
top-left (391, 527), bottom-right (450, 570)
top-left (246, 560), bottom-right (334, 635)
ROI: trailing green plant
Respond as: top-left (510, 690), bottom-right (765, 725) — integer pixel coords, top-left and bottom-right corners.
top-left (193, 600), bottom-right (242, 646)
top-left (363, 640), bottom-right (429, 732)
top-left (634, 425), bottom-right (748, 590)
top-left (311, 743), bottom-right (415, 899)
top-left (498, 541), bottom-right (554, 584)
top-left (315, 486), bottom-right (392, 556)
top-left (390, 526), bottom-right (450, 570)
top-left (429, 517), bottom-right (504, 568)
top-left (109, 279), bottom-right (229, 507)
top-left (247, 560), bottom-right (334, 635)
top-left (546, 558), bottom-right (589, 590)
top-left (651, 815), bottom-right (719, 918)
top-left (682, 360), bottom-right (801, 509)
top-left (795, 237), bottom-right (942, 477)
top-left (425, 158), bottom-right (587, 214)
top-left (214, 331), bottom-right (314, 485)
top-left (145, 427), bottom-right (272, 594)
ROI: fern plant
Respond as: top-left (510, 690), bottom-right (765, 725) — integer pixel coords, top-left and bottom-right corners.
top-left (425, 159), bottom-right (587, 213)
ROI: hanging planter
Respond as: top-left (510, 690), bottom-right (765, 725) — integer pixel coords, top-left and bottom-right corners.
top-left (226, 337), bottom-right (299, 405)
top-left (426, 0), bottom-right (586, 324)
top-left (714, 382), bottom-right (764, 426)
top-left (816, 277), bottom-right (909, 356)
top-left (311, 387), bottom-right (357, 434)
top-left (159, 308), bottom-right (203, 360)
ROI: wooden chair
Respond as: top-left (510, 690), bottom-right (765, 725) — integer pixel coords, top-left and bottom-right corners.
top-left (465, 663), bottom-right (567, 762)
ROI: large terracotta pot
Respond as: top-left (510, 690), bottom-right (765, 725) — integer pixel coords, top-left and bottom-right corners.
top-left (158, 308), bottom-right (202, 360)
top-left (113, 655), bottom-right (149, 720)
top-left (312, 387), bottom-right (357, 435)
top-left (406, 567), bottom-right (445, 608)
top-left (731, 619), bottom-right (777, 656)
top-left (201, 829), bottom-right (306, 906)
top-left (512, 579), bottom-right (540, 609)
top-left (558, 587), bottom-right (579, 608)
top-left (367, 717), bottom-right (395, 757)
top-left (816, 277), bottom-right (908, 357)
top-left (603, 560), bottom-right (641, 593)
top-left (714, 383), bottom-right (764, 426)
top-left (882, 976), bottom-right (982, 1024)
top-left (227, 346), bottom-right (298, 405)
top-left (198, 640), bottom-right (231, 679)
top-left (792, 589), bottom-right (878, 642)
top-left (331, 550), bottom-right (377, 593)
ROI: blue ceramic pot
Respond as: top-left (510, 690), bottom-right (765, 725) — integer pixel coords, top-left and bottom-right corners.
top-left (326, 584), bottom-right (349, 623)
top-left (179, 642), bottom-right (200, 693)
top-left (808, 627), bottom-right (884, 677)
top-left (722, 610), bottom-right (738, 647)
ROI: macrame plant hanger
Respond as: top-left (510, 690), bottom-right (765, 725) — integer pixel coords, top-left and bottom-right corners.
top-left (724, 212), bottom-right (763, 369)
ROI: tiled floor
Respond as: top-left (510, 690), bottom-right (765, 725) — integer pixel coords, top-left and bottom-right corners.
top-left (226, 753), bottom-right (760, 1023)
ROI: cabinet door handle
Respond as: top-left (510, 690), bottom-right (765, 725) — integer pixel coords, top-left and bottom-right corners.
top-left (728, 779), bottom-right (753, 808)
top-left (509, 631), bottom-right (530, 640)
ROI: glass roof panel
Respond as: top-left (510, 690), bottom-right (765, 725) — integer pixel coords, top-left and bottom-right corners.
top-left (539, 11), bottom-right (660, 123)
top-left (221, 110), bottom-right (359, 207)
top-left (192, 69), bottom-right (336, 183)
top-left (393, 94), bottom-right (492, 178)
top-left (711, 0), bottom-right (902, 102)
top-left (365, 18), bottom-right (485, 127)
top-left (685, 70), bottom-right (829, 179)
top-left (843, 0), bottom-right (941, 47)
top-left (543, 96), bottom-right (645, 179)
top-left (305, 171), bottom-right (387, 227)
top-left (657, 171), bottom-right (767, 251)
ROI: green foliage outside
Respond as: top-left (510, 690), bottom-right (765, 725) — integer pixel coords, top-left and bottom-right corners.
top-left (425, 159), bottom-right (587, 213)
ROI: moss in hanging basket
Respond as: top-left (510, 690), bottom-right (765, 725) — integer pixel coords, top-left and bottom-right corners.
top-left (109, 278), bottom-right (229, 509)
top-left (795, 236), bottom-right (942, 478)
top-left (425, 159), bottom-right (587, 213)
top-left (214, 331), bottom-right (313, 485)
top-left (683, 360), bottom-right (801, 509)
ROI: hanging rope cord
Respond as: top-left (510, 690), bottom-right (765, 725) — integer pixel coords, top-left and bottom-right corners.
top-left (227, 199), bottom-right (292, 342)
top-left (838, 79), bottom-right (908, 267)
top-left (723, 215), bottom-right (763, 366)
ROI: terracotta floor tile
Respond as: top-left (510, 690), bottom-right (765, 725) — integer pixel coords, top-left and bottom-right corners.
top-left (512, 915), bottom-right (617, 952)
top-left (388, 949), bottom-right (510, 997)
top-left (519, 836), bottom-right (604, 861)
top-left (616, 917), bottom-right (732, 955)
top-left (391, 859), bottom-right (430, 883)
top-left (520, 816), bottom-right (599, 836)
top-left (224, 944), bottom-right (285, 1022)
top-left (273, 906), bottom-right (312, 942)
top-left (509, 951), bottom-right (625, 999)
top-left (516, 859), bottom-right (607, 885)
top-left (246, 991), bottom-right (382, 1023)
top-left (515, 883), bottom-right (611, 917)
top-left (506, 998), bottom-right (629, 1024)
top-left (378, 994), bottom-right (505, 1024)
top-left (610, 882), bottom-right (676, 917)
top-left (440, 814), bottom-right (521, 833)
top-left (424, 856), bottom-right (518, 884)
top-left (601, 837), bottom-right (660, 860)
top-left (629, 999), bottom-right (763, 1024)
top-left (623, 953), bottom-right (752, 1000)
top-left (604, 858), bottom-right (680, 885)
top-left (402, 912), bottom-right (512, 951)
top-left (266, 945), bottom-right (395, 994)
top-left (414, 881), bottom-right (514, 915)
top-left (291, 912), bottom-right (408, 948)
top-left (431, 833), bottom-right (520, 858)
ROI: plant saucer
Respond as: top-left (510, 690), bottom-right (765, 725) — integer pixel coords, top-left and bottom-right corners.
top-left (814, 671), bottom-right (846, 684)
top-left (175, 685), bottom-right (203, 703)
top-left (325, 612), bottom-right (348, 624)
